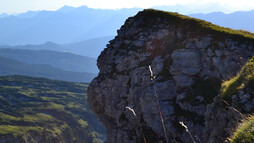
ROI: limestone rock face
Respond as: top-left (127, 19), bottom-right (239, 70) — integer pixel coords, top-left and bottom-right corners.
top-left (205, 98), bottom-right (244, 143)
top-left (88, 9), bottom-right (254, 143)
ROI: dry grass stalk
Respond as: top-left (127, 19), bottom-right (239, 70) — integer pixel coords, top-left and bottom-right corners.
top-left (179, 121), bottom-right (196, 143)
top-left (149, 65), bottom-right (169, 143)
top-left (126, 106), bottom-right (147, 143)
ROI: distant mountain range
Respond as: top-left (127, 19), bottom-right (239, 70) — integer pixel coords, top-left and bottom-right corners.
top-left (61, 36), bottom-right (113, 57)
top-left (0, 6), bottom-right (139, 45)
top-left (0, 57), bottom-right (96, 82)
top-left (0, 36), bottom-right (113, 58)
top-left (0, 37), bottom-right (111, 81)
top-left (0, 48), bottom-right (98, 73)
top-left (189, 10), bottom-right (254, 33)
top-left (0, 6), bottom-right (254, 46)
top-left (0, 48), bottom-right (100, 82)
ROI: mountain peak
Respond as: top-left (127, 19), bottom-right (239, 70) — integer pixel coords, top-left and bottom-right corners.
top-left (57, 5), bottom-right (76, 13)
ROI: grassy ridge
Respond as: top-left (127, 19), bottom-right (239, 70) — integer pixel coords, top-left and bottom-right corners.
top-left (136, 9), bottom-right (254, 42)
top-left (0, 75), bottom-right (105, 143)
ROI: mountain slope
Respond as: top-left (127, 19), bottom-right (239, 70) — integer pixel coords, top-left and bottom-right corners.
top-left (0, 57), bottom-right (96, 82)
top-left (0, 41), bottom-right (63, 51)
top-left (61, 36), bottom-right (114, 58)
top-left (0, 48), bottom-right (98, 73)
top-left (0, 36), bottom-right (113, 58)
top-left (0, 75), bottom-right (105, 143)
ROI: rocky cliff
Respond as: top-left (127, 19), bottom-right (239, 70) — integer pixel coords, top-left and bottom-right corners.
top-left (88, 9), bottom-right (254, 143)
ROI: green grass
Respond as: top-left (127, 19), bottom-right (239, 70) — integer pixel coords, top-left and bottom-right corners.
top-left (0, 75), bottom-right (105, 142)
top-left (220, 57), bottom-right (254, 104)
top-left (78, 119), bottom-right (89, 128)
top-left (0, 125), bottom-right (44, 137)
top-left (23, 113), bottom-right (56, 122)
top-left (231, 115), bottom-right (254, 143)
top-left (138, 9), bottom-right (254, 42)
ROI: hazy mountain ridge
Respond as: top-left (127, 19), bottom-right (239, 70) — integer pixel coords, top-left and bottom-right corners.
top-left (0, 48), bottom-right (98, 73)
top-left (189, 10), bottom-right (254, 33)
top-left (0, 57), bottom-right (96, 82)
top-left (0, 36), bottom-right (113, 58)
top-left (0, 6), bottom-right (140, 45)
top-left (0, 41), bottom-right (63, 51)
top-left (1, 5), bottom-right (254, 45)
top-left (61, 36), bottom-right (114, 58)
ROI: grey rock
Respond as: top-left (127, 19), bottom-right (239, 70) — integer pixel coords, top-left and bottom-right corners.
top-left (133, 40), bottom-right (144, 47)
top-left (207, 48), bottom-right (214, 56)
top-left (195, 37), bottom-right (212, 49)
top-left (196, 96), bottom-right (204, 102)
top-left (88, 10), bottom-right (254, 143)
top-left (170, 49), bottom-right (201, 76)
top-left (215, 50), bottom-right (223, 57)
top-left (177, 92), bottom-right (187, 100)
top-left (205, 98), bottom-right (244, 143)
top-left (218, 42), bottom-right (225, 48)
top-left (173, 75), bottom-right (194, 87)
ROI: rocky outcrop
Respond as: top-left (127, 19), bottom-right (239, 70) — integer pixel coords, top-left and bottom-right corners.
top-left (205, 58), bottom-right (254, 143)
top-left (88, 9), bottom-right (254, 143)
top-left (205, 97), bottom-right (244, 143)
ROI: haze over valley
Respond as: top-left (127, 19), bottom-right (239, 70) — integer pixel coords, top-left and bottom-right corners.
top-left (1, 2), bottom-right (254, 143)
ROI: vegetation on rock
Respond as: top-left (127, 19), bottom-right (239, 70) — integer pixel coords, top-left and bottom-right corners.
top-left (220, 57), bottom-right (254, 104)
top-left (231, 115), bottom-right (254, 143)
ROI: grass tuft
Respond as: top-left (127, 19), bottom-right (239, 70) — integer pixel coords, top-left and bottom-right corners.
top-left (220, 57), bottom-right (254, 104)
top-left (231, 115), bottom-right (254, 143)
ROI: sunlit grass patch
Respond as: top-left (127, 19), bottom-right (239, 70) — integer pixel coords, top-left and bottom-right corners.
top-left (23, 113), bottom-right (56, 122)
top-left (231, 115), bottom-right (254, 143)
top-left (220, 57), bottom-right (254, 104)
top-left (78, 119), bottom-right (88, 128)
top-left (0, 74), bottom-right (104, 141)
top-left (0, 125), bottom-right (43, 137)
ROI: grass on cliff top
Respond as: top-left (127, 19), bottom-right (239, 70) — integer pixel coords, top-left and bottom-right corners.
top-left (220, 57), bottom-right (254, 104)
top-left (231, 115), bottom-right (254, 143)
top-left (138, 9), bottom-right (254, 41)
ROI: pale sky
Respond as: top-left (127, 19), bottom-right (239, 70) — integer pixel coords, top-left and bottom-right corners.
top-left (1, 0), bottom-right (254, 14)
